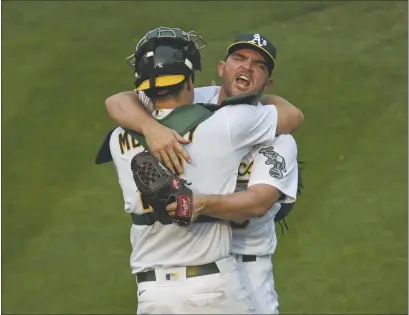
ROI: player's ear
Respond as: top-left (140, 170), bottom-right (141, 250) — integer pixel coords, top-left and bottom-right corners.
top-left (217, 60), bottom-right (225, 78)
top-left (186, 76), bottom-right (193, 91)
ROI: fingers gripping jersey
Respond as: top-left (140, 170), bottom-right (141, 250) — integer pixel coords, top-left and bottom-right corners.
top-left (232, 135), bottom-right (299, 256)
top-left (109, 101), bottom-right (278, 274)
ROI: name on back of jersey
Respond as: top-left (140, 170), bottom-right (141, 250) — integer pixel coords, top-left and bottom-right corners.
top-left (118, 131), bottom-right (142, 154)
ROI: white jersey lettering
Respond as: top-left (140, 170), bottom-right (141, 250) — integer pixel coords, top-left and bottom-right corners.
top-left (232, 135), bottom-right (299, 256)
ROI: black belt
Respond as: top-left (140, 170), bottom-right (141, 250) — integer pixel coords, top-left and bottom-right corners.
top-left (234, 254), bottom-right (257, 262)
top-left (131, 212), bottom-right (220, 226)
top-left (137, 262), bottom-right (220, 283)
top-left (131, 212), bottom-right (171, 225)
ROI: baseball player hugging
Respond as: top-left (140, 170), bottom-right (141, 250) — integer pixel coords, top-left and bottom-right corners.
top-left (98, 27), bottom-right (304, 314)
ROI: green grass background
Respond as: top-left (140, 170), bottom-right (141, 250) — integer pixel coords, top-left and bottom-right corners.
top-left (2, 0), bottom-right (407, 314)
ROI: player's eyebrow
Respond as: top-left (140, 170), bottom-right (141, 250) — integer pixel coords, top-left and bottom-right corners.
top-left (253, 59), bottom-right (268, 68)
top-left (251, 54), bottom-right (268, 67)
top-left (232, 52), bottom-right (268, 68)
top-left (232, 52), bottom-right (247, 59)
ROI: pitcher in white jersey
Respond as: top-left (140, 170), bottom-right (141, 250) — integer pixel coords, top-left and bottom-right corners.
top-left (167, 85), bottom-right (299, 314)
top-left (102, 27), bottom-right (304, 314)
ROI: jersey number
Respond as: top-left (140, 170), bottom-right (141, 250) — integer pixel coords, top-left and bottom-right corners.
top-left (229, 220), bottom-right (250, 229)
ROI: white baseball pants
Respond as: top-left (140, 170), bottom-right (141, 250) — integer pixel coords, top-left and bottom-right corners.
top-left (135, 256), bottom-right (256, 314)
top-left (233, 254), bottom-right (279, 314)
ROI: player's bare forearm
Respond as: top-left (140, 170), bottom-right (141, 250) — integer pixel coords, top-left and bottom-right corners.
top-left (197, 184), bottom-right (281, 221)
top-left (105, 91), bottom-right (158, 134)
top-left (105, 91), bottom-right (191, 173)
top-left (261, 95), bottom-right (304, 134)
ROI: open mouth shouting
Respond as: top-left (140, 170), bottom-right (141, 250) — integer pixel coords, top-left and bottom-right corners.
top-left (234, 73), bottom-right (252, 92)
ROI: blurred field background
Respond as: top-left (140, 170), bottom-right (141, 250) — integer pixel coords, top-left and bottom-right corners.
top-left (1, 0), bottom-right (408, 314)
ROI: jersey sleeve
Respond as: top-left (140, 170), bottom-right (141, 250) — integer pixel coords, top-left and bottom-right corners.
top-left (226, 104), bottom-right (278, 151)
top-left (248, 135), bottom-right (298, 203)
top-left (137, 90), bottom-right (155, 114)
top-left (109, 128), bottom-right (140, 213)
top-left (193, 86), bottom-right (221, 103)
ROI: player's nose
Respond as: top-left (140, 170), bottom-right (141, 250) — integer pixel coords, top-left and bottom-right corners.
top-left (238, 65), bottom-right (253, 78)
top-left (241, 59), bottom-right (252, 70)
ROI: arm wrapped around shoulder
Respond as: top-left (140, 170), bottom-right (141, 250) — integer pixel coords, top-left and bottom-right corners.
top-left (130, 151), bottom-right (194, 228)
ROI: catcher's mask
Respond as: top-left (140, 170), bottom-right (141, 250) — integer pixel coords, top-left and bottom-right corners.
top-left (126, 26), bottom-right (207, 92)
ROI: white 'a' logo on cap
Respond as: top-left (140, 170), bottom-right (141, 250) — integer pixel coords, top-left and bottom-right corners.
top-left (249, 34), bottom-right (267, 47)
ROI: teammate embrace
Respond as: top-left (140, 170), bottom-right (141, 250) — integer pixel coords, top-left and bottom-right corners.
top-left (99, 26), bottom-right (304, 314)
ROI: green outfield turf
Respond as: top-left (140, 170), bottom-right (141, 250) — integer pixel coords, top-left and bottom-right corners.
top-left (2, 1), bottom-right (407, 314)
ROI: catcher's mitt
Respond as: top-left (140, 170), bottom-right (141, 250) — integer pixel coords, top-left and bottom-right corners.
top-left (274, 161), bottom-right (304, 232)
top-left (130, 151), bottom-right (194, 228)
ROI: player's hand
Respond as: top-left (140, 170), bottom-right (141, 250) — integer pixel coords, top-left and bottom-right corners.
top-left (143, 123), bottom-right (192, 174)
top-left (166, 194), bottom-right (207, 222)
